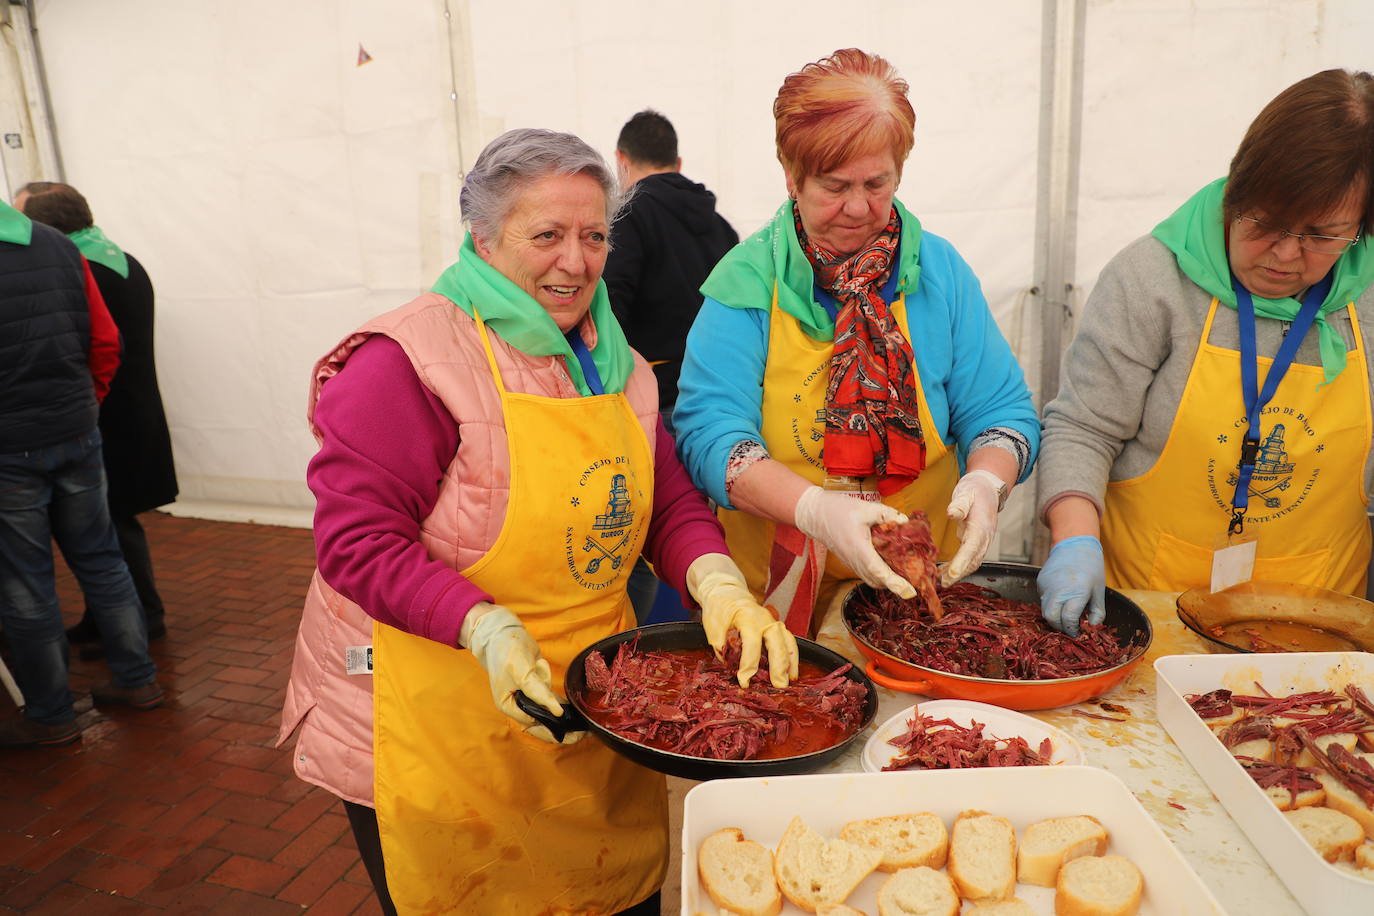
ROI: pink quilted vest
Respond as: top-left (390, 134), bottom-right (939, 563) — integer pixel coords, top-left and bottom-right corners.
top-left (276, 292), bottom-right (659, 805)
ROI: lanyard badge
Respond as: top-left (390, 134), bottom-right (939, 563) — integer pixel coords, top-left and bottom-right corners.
top-left (1227, 275), bottom-right (1331, 535)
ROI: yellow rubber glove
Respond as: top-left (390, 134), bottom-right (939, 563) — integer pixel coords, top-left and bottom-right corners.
top-left (687, 553), bottom-right (800, 688)
top-left (461, 602), bottom-right (583, 745)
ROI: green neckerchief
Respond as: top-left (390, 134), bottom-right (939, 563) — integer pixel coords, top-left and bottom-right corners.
top-left (68, 225), bottom-right (129, 278)
top-left (431, 233), bottom-right (633, 396)
top-left (0, 199), bottom-right (33, 246)
top-left (701, 197), bottom-right (924, 341)
top-left (1153, 177), bottom-right (1374, 384)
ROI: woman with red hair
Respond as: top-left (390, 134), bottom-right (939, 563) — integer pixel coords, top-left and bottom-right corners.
top-left (675, 49), bottom-right (1038, 636)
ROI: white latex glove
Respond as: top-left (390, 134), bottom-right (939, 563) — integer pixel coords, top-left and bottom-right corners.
top-left (940, 469), bottom-right (1008, 587)
top-left (793, 486), bottom-right (917, 599)
top-left (460, 603), bottom-right (583, 745)
top-left (687, 553), bottom-right (800, 688)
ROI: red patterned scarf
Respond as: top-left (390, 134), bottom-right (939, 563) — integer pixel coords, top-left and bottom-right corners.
top-left (794, 204), bottom-right (925, 495)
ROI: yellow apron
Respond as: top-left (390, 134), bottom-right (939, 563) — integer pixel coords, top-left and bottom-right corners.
top-left (718, 284), bottom-right (961, 632)
top-left (1102, 298), bottom-right (1371, 594)
top-left (372, 315), bottom-right (667, 915)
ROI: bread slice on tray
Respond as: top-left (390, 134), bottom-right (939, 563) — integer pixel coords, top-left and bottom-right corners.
top-left (1313, 771), bottom-right (1374, 837)
top-left (1017, 815), bottom-right (1108, 887)
top-left (698, 827), bottom-right (783, 916)
top-left (947, 810), bottom-right (1016, 902)
top-left (774, 815), bottom-right (883, 912)
top-left (1054, 855), bottom-right (1143, 916)
top-left (1356, 841), bottom-right (1374, 871)
top-left (874, 866), bottom-right (958, 916)
top-left (1283, 805), bottom-right (1365, 862)
top-left (1263, 783), bottom-right (1326, 810)
top-left (816, 905), bottom-right (871, 916)
top-left (840, 814), bottom-right (948, 872)
top-left (966, 900), bottom-right (1038, 916)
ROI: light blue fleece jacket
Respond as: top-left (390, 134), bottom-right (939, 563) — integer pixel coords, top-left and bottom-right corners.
top-left (674, 230), bottom-right (1039, 508)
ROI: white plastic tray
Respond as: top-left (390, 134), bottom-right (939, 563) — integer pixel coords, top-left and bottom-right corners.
top-left (1155, 652), bottom-right (1374, 916)
top-left (862, 699), bottom-right (1083, 772)
top-left (680, 767), bottom-right (1222, 915)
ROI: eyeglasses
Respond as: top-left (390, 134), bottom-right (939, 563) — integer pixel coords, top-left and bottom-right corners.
top-left (1235, 215), bottom-right (1362, 255)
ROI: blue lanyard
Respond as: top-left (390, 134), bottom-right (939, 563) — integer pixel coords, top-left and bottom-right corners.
top-left (1228, 274), bottom-right (1331, 533)
top-left (565, 330), bottom-right (605, 395)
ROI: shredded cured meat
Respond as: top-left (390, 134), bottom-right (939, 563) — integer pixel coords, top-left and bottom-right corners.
top-left (847, 582), bottom-right (1138, 680)
top-left (1185, 689), bottom-right (1234, 720)
top-left (1296, 729), bottom-right (1374, 807)
top-left (1236, 755), bottom-right (1324, 807)
top-left (871, 514), bottom-right (942, 619)
top-left (581, 639), bottom-right (868, 761)
top-left (882, 712), bottom-right (1053, 771)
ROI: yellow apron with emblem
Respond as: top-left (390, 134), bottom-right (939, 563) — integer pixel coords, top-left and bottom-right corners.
top-left (718, 284), bottom-right (962, 630)
top-left (372, 315), bottom-right (667, 915)
top-left (1102, 298), bottom-right (1371, 594)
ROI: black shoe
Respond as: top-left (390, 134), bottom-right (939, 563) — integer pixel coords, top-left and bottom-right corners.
top-left (0, 714), bottom-right (81, 748)
top-left (66, 617), bottom-right (101, 645)
top-left (91, 680), bottom-right (164, 710)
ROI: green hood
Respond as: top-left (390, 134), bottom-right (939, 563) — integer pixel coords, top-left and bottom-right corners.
top-left (1153, 177), bottom-right (1374, 383)
top-left (68, 225), bottom-right (129, 278)
top-left (0, 199), bottom-right (32, 246)
top-left (430, 233), bottom-right (633, 396)
top-left (700, 197), bottom-right (924, 341)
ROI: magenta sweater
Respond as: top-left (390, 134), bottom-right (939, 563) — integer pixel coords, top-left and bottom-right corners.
top-left (308, 335), bottom-right (726, 646)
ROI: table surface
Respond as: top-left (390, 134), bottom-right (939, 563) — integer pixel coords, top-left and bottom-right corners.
top-left (804, 588), bottom-right (1302, 916)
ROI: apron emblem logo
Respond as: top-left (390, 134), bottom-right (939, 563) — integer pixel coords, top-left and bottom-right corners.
top-left (565, 461), bottom-right (640, 591)
top-left (1206, 411), bottom-right (1322, 523)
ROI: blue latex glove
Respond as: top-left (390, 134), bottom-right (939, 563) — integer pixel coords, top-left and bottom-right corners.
top-left (1037, 535), bottom-right (1107, 637)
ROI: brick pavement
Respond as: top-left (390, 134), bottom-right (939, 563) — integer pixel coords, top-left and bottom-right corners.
top-left (0, 512), bottom-right (383, 914)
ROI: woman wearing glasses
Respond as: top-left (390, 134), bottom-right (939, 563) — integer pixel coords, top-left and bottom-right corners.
top-left (1037, 68), bottom-right (1374, 635)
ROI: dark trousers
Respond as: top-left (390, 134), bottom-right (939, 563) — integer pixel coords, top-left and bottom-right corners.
top-left (111, 512), bottom-right (165, 631)
top-left (0, 431), bottom-right (155, 723)
top-left (343, 801), bottom-right (662, 915)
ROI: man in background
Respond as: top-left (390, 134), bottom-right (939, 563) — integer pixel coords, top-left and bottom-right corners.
top-left (605, 110), bottom-right (738, 622)
top-left (0, 197), bottom-right (162, 747)
top-left (17, 182), bottom-right (178, 655)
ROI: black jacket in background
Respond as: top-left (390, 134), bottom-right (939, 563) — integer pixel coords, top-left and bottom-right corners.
top-left (604, 172), bottom-right (738, 408)
top-left (91, 254), bottom-right (178, 516)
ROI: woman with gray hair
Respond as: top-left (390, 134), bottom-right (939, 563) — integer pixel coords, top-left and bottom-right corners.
top-left (277, 128), bottom-right (796, 915)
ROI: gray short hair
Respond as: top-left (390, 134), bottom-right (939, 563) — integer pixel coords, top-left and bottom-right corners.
top-left (460, 128), bottom-right (625, 245)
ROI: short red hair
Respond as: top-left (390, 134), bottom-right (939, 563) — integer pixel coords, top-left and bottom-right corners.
top-left (773, 49), bottom-right (916, 188)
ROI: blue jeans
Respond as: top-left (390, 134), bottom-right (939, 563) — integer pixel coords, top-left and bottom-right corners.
top-left (0, 430), bottom-right (156, 724)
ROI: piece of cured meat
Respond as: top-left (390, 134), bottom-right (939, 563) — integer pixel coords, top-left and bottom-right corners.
top-left (871, 512), bottom-right (943, 619)
top-left (883, 711), bottom-right (1053, 771)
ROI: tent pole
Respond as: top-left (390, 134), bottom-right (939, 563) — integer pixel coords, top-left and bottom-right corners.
top-left (1029, 0), bottom-right (1086, 563)
top-left (9, 1), bottom-right (62, 181)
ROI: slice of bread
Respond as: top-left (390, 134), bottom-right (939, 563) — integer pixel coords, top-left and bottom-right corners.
top-left (1295, 732), bottom-right (1359, 767)
top-left (1314, 772), bottom-right (1374, 837)
top-left (816, 905), bottom-right (871, 916)
top-left (840, 814), bottom-right (948, 872)
top-left (774, 816), bottom-right (883, 912)
top-left (947, 810), bottom-right (1016, 902)
top-left (1229, 738), bottom-right (1274, 761)
top-left (1283, 805), bottom-right (1365, 862)
top-left (698, 827), bottom-right (783, 916)
top-left (967, 901), bottom-right (1038, 916)
top-left (875, 866), bottom-right (959, 916)
top-left (1264, 784), bottom-right (1326, 810)
top-left (1017, 815), bottom-right (1108, 887)
top-left (1356, 841), bottom-right (1374, 871)
top-left (1054, 855), bottom-right (1143, 916)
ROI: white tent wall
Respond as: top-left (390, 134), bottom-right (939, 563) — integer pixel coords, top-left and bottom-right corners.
top-left (16, 1), bottom-right (1374, 557)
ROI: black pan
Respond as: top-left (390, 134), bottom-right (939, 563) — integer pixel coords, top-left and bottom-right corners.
top-left (514, 621), bottom-right (878, 781)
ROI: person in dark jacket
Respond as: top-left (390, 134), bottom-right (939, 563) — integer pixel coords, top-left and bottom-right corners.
top-left (608, 111), bottom-right (739, 623)
top-left (607, 110), bottom-right (739, 415)
top-left (0, 198), bottom-right (162, 748)
top-left (17, 183), bottom-right (178, 650)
